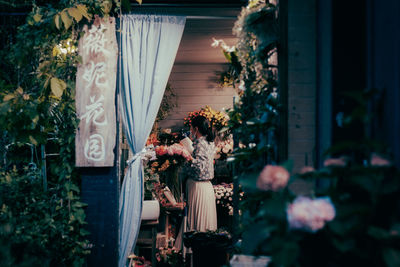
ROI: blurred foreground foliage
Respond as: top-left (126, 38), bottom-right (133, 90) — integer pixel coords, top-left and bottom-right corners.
top-left (226, 1), bottom-right (400, 266)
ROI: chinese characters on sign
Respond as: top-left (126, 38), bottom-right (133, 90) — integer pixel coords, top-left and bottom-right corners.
top-left (75, 17), bottom-right (117, 167)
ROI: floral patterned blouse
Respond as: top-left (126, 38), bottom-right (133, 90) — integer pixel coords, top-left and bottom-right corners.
top-left (185, 136), bottom-right (215, 181)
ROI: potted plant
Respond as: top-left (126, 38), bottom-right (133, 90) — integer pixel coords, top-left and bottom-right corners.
top-left (142, 148), bottom-right (161, 221)
top-left (184, 229), bottom-right (233, 267)
top-left (155, 246), bottom-right (184, 267)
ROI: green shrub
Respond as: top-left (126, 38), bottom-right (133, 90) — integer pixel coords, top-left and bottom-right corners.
top-left (0, 168), bottom-right (90, 266)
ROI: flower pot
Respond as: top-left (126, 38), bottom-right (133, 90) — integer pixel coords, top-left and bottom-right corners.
top-left (141, 199), bottom-right (160, 220)
top-left (192, 244), bottom-right (229, 267)
top-left (184, 231), bottom-right (232, 267)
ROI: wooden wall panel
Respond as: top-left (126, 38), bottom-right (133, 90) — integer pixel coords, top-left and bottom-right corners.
top-left (159, 63), bottom-right (235, 130)
top-left (158, 17), bottom-right (238, 130)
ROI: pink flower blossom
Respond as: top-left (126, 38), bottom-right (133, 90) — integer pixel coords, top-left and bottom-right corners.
top-left (299, 166), bottom-right (315, 174)
top-left (165, 143), bottom-right (192, 161)
top-left (370, 153), bottom-right (391, 166)
top-left (257, 165), bottom-right (290, 191)
top-left (287, 196), bottom-right (335, 232)
top-left (155, 146), bottom-right (167, 156)
top-left (323, 157), bottom-right (347, 167)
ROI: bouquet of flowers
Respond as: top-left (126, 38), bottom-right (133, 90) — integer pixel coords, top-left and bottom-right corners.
top-left (156, 246), bottom-right (184, 267)
top-left (213, 183), bottom-right (244, 216)
top-left (215, 135), bottom-right (234, 160)
top-left (146, 132), bottom-right (160, 147)
top-left (143, 164), bottom-right (160, 200)
top-left (184, 105), bottom-right (229, 132)
top-left (149, 143), bottom-right (192, 200)
top-left (150, 144), bottom-right (192, 172)
top-left (152, 182), bottom-right (169, 207)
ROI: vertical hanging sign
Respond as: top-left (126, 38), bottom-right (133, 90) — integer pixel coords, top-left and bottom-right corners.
top-left (75, 16), bottom-right (117, 167)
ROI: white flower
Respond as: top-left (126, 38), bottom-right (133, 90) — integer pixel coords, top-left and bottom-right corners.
top-left (222, 44), bottom-right (236, 53)
top-left (222, 147), bottom-right (230, 154)
top-left (228, 207), bottom-right (233, 216)
top-left (249, 143), bottom-right (256, 148)
top-left (211, 38), bottom-right (222, 48)
top-left (238, 80), bottom-right (245, 91)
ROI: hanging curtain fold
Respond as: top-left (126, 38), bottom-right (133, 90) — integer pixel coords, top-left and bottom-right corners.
top-left (118, 14), bottom-right (186, 267)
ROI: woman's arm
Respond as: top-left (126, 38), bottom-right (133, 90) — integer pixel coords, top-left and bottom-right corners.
top-left (187, 139), bottom-right (213, 181)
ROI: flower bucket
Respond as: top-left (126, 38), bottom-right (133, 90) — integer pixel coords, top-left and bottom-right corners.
top-left (141, 199), bottom-right (160, 221)
top-left (230, 255), bottom-right (270, 267)
top-left (184, 231), bottom-right (233, 267)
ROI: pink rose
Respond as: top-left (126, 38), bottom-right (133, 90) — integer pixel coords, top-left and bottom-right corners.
top-left (257, 165), bottom-right (290, 191)
top-left (155, 146), bottom-right (167, 156)
top-left (299, 166), bottom-right (315, 174)
top-left (323, 157), bottom-right (347, 167)
top-left (163, 143), bottom-right (192, 161)
top-left (167, 146), bottom-right (174, 156)
top-left (370, 153), bottom-right (391, 166)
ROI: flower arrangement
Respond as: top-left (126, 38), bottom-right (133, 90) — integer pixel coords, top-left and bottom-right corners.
top-left (143, 164), bottom-right (160, 200)
top-left (184, 105), bottom-right (229, 132)
top-left (148, 143), bottom-right (191, 174)
top-left (184, 229), bottom-right (233, 267)
top-left (214, 135), bottom-right (234, 160)
top-left (152, 182), bottom-right (170, 207)
top-left (143, 130), bottom-right (192, 201)
top-left (128, 255), bottom-right (150, 267)
top-left (214, 183), bottom-right (235, 215)
top-left (155, 246), bottom-right (184, 267)
top-left (146, 132), bottom-right (159, 147)
top-left (149, 142), bottom-right (192, 200)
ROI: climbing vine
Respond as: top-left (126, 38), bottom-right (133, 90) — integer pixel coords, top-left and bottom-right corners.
top-left (228, 0), bottom-right (280, 172)
top-left (0, 0), bottom-right (139, 265)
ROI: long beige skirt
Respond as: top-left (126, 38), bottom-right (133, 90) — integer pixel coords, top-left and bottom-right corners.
top-left (187, 178), bottom-right (217, 232)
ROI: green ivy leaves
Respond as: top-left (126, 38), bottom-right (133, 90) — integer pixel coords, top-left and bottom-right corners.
top-left (0, 0), bottom-right (121, 265)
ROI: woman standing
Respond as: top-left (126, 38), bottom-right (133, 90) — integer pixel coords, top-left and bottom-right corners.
top-left (185, 115), bottom-right (217, 231)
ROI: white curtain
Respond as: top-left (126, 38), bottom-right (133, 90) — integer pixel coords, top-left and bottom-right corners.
top-left (118, 14), bottom-right (185, 267)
